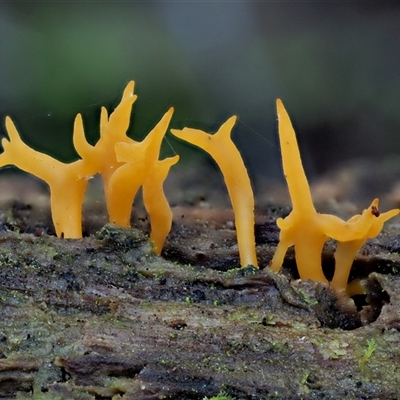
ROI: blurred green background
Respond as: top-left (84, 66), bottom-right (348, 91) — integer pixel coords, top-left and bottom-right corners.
top-left (1, 2), bottom-right (400, 191)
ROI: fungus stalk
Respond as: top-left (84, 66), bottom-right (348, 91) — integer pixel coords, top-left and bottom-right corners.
top-left (171, 117), bottom-right (258, 268)
top-left (332, 203), bottom-right (399, 293)
top-left (0, 115), bottom-right (96, 238)
top-left (110, 107), bottom-right (178, 254)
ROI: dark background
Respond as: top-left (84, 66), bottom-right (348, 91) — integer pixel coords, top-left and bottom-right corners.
top-left (1, 2), bottom-right (399, 195)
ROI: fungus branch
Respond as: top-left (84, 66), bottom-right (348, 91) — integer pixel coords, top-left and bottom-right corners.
top-left (110, 107), bottom-right (178, 254)
top-left (80, 80), bottom-right (138, 217)
top-left (0, 115), bottom-right (96, 238)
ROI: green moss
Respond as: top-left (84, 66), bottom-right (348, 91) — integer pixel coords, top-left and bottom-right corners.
top-left (359, 338), bottom-right (377, 375)
top-left (296, 288), bottom-right (318, 306)
top-left (203, 392), bottom-right (236, 400)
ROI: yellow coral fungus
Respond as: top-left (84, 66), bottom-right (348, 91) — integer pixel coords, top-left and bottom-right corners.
top-left (109, 107), bottom-right (178, 254)
top-left (0, 115), bottom-right (96, 238)
top-left (171, 116), bottom-right (258, 268)
top-left (270, 99), bottom-right (398, 285)
top-left (74, 81), bottom-right (138, 218)
top-left (1, 81), bottom-right (397, 272)
top-left (0, 82), bottom-right (177, 254)
top-left (74, 82), bottom-right (177, 253)
top-left (332, 201), bottom-right (399, 293)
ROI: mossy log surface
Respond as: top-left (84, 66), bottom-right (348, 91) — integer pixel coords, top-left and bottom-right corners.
top-left (1, 170), bottom-right (400, 399)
